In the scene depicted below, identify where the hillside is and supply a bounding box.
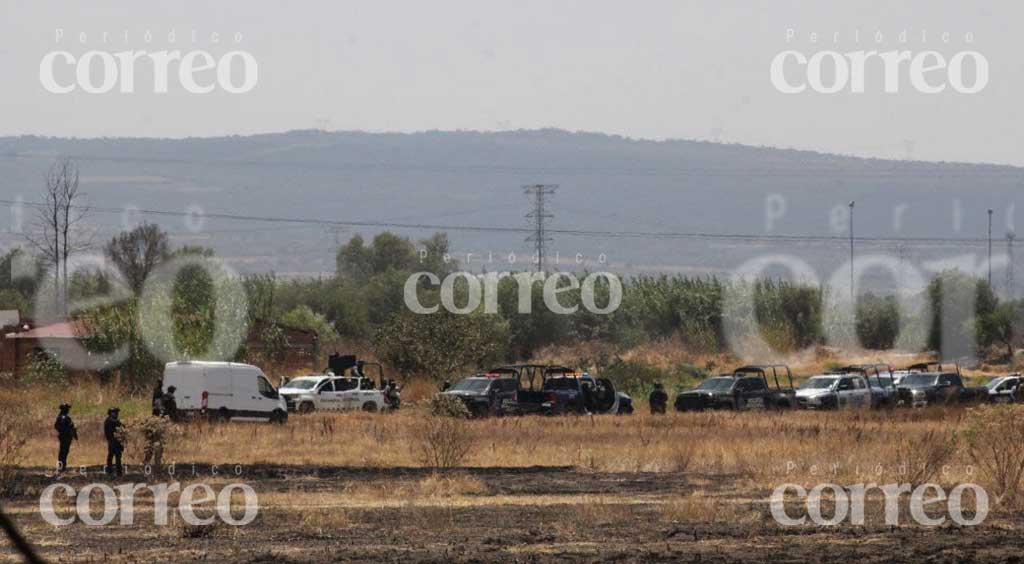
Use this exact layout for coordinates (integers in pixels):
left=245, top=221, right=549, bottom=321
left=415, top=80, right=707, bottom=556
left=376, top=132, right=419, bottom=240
left=0, top=130, right=1018, bottom=288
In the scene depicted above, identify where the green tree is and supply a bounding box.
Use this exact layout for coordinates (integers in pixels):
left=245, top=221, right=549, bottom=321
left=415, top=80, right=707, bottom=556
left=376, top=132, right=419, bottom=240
left=374, top=310, right=507, bottom=380
left=104, top=223, right=171, bottom=295
left=856, top=293, right=900, bottom=350
left=281, top=305, right=340, bottom=351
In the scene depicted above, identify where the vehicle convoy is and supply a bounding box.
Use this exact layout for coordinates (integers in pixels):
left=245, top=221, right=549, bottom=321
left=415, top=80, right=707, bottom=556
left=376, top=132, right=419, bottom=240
left=278, top=354, right=393, bottom=413
left=836, top=364, right=898, bottom=408
left=161, top=361, right=288, bottom=423
left=796, top=374, right=871, bottom=410
left=895, top=362, right=987, bottom=407
left=675, top=365, right=797, bottom=411
left=502, top=365, right=633, bottom=415
left=439, top=370, right=520, bottom=417
left=984, top=373, right=1021, bottom=403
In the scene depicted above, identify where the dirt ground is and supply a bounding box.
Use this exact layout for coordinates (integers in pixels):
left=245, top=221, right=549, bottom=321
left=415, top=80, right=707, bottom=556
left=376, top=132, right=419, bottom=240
left=2, top=463, right=1023, bottom=563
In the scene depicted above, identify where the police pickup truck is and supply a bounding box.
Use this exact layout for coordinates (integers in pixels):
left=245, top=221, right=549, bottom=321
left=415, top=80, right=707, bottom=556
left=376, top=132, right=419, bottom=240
left=983, top=373, right=1021, bottom=403
left=502, top=365, right=633, bottom=415
left=279, top=354, right=390, bottom=413
left=895, top=362, right=987, bottom=407
left=675, top=365, right=797, bottom=411
left=795, top=373, right=871, bottom=410
left=440, top=371, right=521, bottom=417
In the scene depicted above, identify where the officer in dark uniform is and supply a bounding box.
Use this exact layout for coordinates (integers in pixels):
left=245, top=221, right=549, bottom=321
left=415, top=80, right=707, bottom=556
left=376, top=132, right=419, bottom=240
left=649, top=382, right=669, bottom=414
left=54, top=403, right=77, bottom=472
left=104, top=407, right=124, bottom=476
left=151, top=383, right=164, bottom=416
left=440, top=380, right=452, bottom=392
left=162, top=386, right=179, bottom=421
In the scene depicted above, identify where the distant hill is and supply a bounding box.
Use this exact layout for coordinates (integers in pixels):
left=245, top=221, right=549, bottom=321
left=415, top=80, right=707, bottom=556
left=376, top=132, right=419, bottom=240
left=0, top=130, right=1019, bottom=292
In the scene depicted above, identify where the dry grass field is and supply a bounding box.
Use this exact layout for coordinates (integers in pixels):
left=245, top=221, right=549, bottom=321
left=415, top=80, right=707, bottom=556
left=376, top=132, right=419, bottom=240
left=2, top=356, right=1023, bottom=562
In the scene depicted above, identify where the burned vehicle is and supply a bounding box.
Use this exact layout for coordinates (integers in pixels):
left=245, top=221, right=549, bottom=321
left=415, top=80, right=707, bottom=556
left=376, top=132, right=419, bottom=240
left=796, top=373, right=871, bottom=410
left=439, top=370, right=520, bottom=417
left=504, top=365, right=633, bottom=415
left=983, top=373, right=1021, bottom=403
left=836, top=364, right=898, bottom=408
left=675, top=365, right=797, bottom=411
left=895, top=362, right=986, bottom=407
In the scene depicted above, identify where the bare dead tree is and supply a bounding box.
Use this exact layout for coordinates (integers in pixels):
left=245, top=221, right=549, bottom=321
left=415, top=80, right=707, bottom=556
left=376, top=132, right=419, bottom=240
left=25, top=158, right=91, bottom=316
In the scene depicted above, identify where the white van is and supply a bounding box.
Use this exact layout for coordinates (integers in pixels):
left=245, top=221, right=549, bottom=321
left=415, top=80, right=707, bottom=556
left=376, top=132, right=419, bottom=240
left=162, top=361, right=288, bottom=423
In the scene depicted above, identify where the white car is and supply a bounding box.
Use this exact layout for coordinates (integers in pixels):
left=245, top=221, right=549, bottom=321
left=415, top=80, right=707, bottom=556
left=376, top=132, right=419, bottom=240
left=279, top=375, right=387, bottom=413
left=162, top=361, right=288, bottom=423
left=796, top=374, right=871, bottom=410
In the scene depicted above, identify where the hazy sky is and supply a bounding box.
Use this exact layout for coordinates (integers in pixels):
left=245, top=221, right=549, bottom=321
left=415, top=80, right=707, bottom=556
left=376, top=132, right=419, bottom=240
left=1, top=0, right=1021, bottom=165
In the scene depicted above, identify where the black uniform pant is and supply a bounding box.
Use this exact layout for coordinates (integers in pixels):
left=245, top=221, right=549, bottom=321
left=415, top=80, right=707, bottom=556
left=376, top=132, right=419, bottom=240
left=57, top=439, right=72, bottom=471
left=106, top=443, right=123, bottom=475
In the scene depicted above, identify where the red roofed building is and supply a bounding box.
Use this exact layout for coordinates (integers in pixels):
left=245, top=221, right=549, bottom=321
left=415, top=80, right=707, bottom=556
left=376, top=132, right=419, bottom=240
left=1, top=319, right=96, bottom=377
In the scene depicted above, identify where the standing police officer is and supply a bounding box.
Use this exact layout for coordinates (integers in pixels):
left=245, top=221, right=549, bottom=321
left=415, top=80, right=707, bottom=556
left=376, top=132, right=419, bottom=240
left=104, top=407, right=124, bottom=476
left=54, top=403, right=77, bottom=473
left=649, top=383, right=669, bottom=414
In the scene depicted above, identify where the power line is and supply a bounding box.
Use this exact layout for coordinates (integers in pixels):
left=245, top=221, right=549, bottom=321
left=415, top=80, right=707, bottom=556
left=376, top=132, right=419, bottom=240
left=0, top=198, right=1008, bottom=248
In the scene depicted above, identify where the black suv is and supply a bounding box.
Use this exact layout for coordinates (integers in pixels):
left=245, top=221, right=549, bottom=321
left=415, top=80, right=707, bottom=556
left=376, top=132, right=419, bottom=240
left=675, top=365, right=796, bottom=411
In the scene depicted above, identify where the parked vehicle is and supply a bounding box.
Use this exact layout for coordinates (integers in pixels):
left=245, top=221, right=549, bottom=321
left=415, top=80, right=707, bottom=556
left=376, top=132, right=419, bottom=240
left=895, top=363, right=986, bottom=407
left=505, top=365, right=632, bottom=415
left=440, top=371, right=520, bottom=417
left=675, top=365, right=796, bottom=411
left=796, top=374, right=871, bottom=410
left=836, top=364, right=897, bottom=408
left=984, top=374, right=1021, bottom=403
left=279, top=354, right=391, bottom=413
left=162, top=361, right=288, bottom=423
left=279, top=374, right=387, bottom=413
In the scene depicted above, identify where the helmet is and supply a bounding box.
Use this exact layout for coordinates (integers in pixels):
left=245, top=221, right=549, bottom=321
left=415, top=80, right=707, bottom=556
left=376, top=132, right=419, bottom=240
left=167, top=386, right=177, bottom=393
left=59, top=402, right=71, bottom=411
left=108, top=407, right=120, bottom=415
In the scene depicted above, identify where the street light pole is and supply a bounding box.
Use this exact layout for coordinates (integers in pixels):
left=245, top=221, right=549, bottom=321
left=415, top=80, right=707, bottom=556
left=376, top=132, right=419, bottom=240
left=988, top=209, right=994, bottom=288
left=849, top=201, right=855, bottom=303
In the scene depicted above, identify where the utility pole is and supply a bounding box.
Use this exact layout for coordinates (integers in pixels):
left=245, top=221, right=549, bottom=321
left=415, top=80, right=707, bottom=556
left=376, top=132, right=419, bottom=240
left=1007, top=231, right=1016, bottom=298
left=988, top=209, right=994, bottom=288
left=896, top=243, right=905, bottom=295
left=848, top=201, right=855, bottom=303
left=524, top=185, right=557, bottom=272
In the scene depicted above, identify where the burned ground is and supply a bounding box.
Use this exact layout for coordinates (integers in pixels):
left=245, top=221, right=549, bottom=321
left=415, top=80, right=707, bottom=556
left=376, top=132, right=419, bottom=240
left=2, top=462, right=1023, bottom=563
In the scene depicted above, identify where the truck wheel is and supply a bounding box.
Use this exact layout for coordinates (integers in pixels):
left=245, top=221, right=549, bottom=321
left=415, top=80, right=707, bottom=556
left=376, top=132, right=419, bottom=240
left=362, top=401, right=378, bottom=412
left=298, top=402, right=315, bottom=414
left=270, top=409, right=287, bottom=424
left=216, top=407, right=233, bottom=422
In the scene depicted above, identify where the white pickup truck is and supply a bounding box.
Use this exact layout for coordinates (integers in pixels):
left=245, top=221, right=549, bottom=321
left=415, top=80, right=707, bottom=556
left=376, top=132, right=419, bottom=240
left=279, top=375, right=387, bottom=413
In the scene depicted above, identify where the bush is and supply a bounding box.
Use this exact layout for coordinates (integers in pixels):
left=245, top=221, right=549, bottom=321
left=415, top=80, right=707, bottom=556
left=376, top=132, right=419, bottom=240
left=411, top=416, right=475, bottom=469
left=964, top=405, right=1024, bottom=508
left=23, top=353, right=66, bottom=386
left=429, top=394, right=471, bottom=419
